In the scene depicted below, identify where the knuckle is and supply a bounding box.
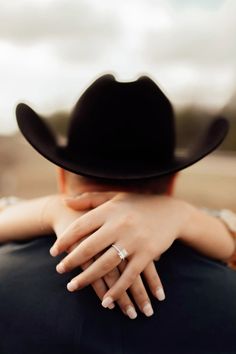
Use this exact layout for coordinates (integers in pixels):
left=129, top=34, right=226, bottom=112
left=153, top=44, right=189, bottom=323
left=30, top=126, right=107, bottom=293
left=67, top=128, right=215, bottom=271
left=114, top=285, right=126, bottom=297
left=116, top=213, right=135, bottom=230
left=125, top=272, right=137, bottom=285
left=122, top=212, right=136, bottom=226
left=81, top=245, right=94, bottom=259
left=101, top=260, right=114, bottom=273
left=68, top=222, right=80, bottom=235
left=133, top=286, right=147, bottom=299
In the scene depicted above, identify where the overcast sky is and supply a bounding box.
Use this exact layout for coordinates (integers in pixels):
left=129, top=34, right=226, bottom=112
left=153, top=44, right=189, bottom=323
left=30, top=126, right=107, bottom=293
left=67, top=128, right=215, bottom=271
left=0, top=0, right=235, bottom=134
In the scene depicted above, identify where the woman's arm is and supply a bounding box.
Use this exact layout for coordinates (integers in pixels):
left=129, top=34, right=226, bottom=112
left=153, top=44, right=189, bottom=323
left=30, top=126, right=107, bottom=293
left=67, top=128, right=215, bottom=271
left=0, top=195, right=162, bottom=318
left=0, top=196, right=58, bottom=242
left=63, top=192, right=236, bottom=261
left=1, top=193, right=235, bottom=260
left=50, top=192, right=236, bottom=306
left=179, top=203, right=236, bottom=261
left=1, top=193, right=235, bottom=314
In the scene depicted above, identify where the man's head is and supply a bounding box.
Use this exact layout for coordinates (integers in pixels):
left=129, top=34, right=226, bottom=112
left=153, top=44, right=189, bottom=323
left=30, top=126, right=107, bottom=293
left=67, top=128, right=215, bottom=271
left=16, top=74, right=228, bottom=184
left=57, top=168, right=177, bottom=197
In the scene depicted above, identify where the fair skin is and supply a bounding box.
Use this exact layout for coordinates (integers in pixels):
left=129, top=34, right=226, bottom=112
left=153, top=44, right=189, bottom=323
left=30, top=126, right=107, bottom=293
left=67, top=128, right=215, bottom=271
left=0, top=168, right=235, bottom=318
left=52, top=169, right=236, bottom=308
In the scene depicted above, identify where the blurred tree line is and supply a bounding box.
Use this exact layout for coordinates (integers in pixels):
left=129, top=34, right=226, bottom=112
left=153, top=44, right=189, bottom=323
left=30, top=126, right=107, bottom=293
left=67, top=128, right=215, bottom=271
left=175, top=105, right=236, bottom=151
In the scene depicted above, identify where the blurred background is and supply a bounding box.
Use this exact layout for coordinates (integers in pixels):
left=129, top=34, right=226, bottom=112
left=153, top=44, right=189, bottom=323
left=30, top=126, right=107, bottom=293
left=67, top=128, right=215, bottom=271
left=0, top=0, right=236, bottom=209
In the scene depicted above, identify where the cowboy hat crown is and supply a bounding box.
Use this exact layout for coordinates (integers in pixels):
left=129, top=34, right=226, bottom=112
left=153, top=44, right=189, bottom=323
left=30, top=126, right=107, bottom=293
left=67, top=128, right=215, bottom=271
left=16, top=74, right=229, bottom=180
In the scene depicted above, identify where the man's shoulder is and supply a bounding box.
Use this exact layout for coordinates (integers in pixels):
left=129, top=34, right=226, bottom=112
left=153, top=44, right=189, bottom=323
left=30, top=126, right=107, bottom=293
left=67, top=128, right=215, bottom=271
left=162, top=239, right=234, bottom=271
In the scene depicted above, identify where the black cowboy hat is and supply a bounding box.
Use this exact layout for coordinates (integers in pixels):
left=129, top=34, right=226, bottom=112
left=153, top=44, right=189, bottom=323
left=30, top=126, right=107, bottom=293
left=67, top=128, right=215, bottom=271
left=16, top=74, right=229, bottom=180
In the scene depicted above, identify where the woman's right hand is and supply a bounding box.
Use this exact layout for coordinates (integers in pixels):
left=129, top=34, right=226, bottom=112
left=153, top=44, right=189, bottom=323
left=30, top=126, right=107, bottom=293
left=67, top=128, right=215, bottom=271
left=46, top=195, right=163, bottom=319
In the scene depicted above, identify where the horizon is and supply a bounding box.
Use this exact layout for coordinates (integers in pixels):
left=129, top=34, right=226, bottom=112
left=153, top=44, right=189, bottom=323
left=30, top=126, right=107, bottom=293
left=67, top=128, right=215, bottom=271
left=0, top=0, right=235, bottom=134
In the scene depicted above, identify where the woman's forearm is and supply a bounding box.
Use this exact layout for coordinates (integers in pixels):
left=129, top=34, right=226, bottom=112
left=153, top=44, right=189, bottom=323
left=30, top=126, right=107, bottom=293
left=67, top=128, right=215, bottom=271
left=178, top=201, right=236, bottom=261
left=0, top=195, right=84, bottom=243
left=0, top=193, right=235, bottom=262
left=0, top=196, right=55, bottom=242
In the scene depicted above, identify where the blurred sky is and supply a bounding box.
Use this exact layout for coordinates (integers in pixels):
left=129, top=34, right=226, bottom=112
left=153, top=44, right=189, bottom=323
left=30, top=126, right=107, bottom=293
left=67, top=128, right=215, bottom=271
left=0, top=0, right=235, bottom=134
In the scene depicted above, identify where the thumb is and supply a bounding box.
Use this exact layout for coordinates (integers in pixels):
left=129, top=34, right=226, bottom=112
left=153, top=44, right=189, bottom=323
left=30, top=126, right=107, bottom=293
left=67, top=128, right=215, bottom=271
left=63, top=192, right=117, bottom=211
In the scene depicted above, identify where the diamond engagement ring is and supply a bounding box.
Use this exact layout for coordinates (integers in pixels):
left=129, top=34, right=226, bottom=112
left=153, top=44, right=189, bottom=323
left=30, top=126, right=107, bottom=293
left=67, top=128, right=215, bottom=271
left=111, top=244, right=128, bottom=261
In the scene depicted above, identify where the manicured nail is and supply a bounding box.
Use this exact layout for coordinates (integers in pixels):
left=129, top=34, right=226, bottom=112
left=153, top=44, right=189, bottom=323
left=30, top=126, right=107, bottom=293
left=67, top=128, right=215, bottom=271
left=67, top=280, right=77, bottom=292
left=143, top=302, right=154, bottom=317
left=102, top=296, right=113, bottom=308
left=56, top=262, right=65, bottom=274
left=156, top=287, right=165, bottom=301
left=126, top=306, right=137, bottom=319
left=50, top=246, right=59, bottom=257
left=108, top=303, right=115, bottom=310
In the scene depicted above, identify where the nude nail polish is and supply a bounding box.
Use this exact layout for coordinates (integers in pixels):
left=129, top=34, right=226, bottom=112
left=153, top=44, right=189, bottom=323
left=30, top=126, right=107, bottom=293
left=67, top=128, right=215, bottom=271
left=67, top=281, right=77, bottom=292
left=156, top=287, right=165, bottom=301
left=108, top=303, right=115, bottom=310
left=56, top=263, right=65, bottom=274
left=126, top=306, right=137, bottom=319
left=143, top=303, right=154, bottom=317
left=102, top=297, right=113, bottom=308
left=50, top=246, right=58, bottom=257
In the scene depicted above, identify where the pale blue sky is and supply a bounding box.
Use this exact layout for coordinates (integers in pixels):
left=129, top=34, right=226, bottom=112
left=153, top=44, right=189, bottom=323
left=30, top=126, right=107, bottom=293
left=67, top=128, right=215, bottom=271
left=0, top=0, right=235, bottom=134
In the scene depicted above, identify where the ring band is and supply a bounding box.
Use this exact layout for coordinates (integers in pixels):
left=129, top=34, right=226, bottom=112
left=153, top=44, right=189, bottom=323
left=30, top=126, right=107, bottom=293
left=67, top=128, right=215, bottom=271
left=111, top=244, right=128, bottom=261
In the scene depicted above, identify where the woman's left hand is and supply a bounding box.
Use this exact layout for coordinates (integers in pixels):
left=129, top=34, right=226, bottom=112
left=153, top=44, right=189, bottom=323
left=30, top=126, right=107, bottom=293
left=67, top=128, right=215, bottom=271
left=50, top=192, right=191, bottom=304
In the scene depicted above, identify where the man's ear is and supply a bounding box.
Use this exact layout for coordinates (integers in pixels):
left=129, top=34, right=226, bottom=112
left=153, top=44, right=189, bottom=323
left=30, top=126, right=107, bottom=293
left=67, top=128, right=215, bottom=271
left=167, top=173, right=178, bottom=195
left=57, top=167, right=67, bottom=194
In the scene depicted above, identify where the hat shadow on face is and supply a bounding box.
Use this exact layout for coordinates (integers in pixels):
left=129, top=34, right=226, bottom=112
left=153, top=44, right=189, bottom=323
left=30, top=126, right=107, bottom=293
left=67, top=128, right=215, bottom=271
left=16, top=74, right=229, bottom=181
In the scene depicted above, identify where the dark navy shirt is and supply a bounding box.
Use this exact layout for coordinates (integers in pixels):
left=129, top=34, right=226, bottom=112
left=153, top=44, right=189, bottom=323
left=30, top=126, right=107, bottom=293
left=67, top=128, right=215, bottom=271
left=0, top=236, right=236, bottom=354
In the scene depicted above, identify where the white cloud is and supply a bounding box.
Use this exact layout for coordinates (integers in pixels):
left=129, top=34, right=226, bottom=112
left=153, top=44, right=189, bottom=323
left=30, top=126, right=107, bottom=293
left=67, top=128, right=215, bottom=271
left=0, top=0, right=235, bottom=134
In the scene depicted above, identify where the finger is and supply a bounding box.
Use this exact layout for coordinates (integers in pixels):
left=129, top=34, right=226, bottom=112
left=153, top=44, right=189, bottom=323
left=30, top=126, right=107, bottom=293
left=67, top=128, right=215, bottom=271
left=102, top=263, right=137, bottom=319
left=101, top=255, right=149, bottom=306
left=118, top=261, right=154, bottom=317
left=64, top=192, right=117, bottom=210
left=50, top=207, right=105, bottom=257
left=66, top=247, right=122, bottom=289
left=143, top=262, right=165, bottom=301
left=55, top=225, right=114, bottom=273
left=81, top=259, right=115, bottom=310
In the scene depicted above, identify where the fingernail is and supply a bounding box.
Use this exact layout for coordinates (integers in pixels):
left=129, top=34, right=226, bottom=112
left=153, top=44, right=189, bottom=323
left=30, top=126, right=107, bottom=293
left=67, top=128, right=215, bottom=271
left=143, top=302, right=154, bottom=317
left=50, top=246, right=59, bottom=257
left=102, top=296, right=113, bottom=308
left=56, top=262, right=65, bottom=274
left=67, top=280, right=77, bottom=292
left=126, top=306, right=137, bottom=319
left=108, top=303, right=115, bottom=310
left=156, top=287, right=165, bottom=301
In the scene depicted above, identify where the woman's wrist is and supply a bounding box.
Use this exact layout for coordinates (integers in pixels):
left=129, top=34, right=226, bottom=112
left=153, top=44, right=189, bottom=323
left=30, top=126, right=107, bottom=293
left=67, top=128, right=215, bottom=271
left=40, top=195, right=62, bottom=233
left=174, top=200, right=198, bottom=242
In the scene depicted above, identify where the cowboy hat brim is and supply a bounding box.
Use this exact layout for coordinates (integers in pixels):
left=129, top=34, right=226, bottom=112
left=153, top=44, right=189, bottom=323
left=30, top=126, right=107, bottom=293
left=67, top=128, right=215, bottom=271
left=16, top=103, right=229, bottom=180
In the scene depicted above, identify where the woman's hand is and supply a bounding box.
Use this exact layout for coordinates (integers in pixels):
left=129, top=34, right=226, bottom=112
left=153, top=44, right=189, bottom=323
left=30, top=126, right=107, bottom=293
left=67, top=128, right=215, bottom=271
left=46, top=195, right=159, bottom=318
left=50, top=192, right=192, bottom=306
